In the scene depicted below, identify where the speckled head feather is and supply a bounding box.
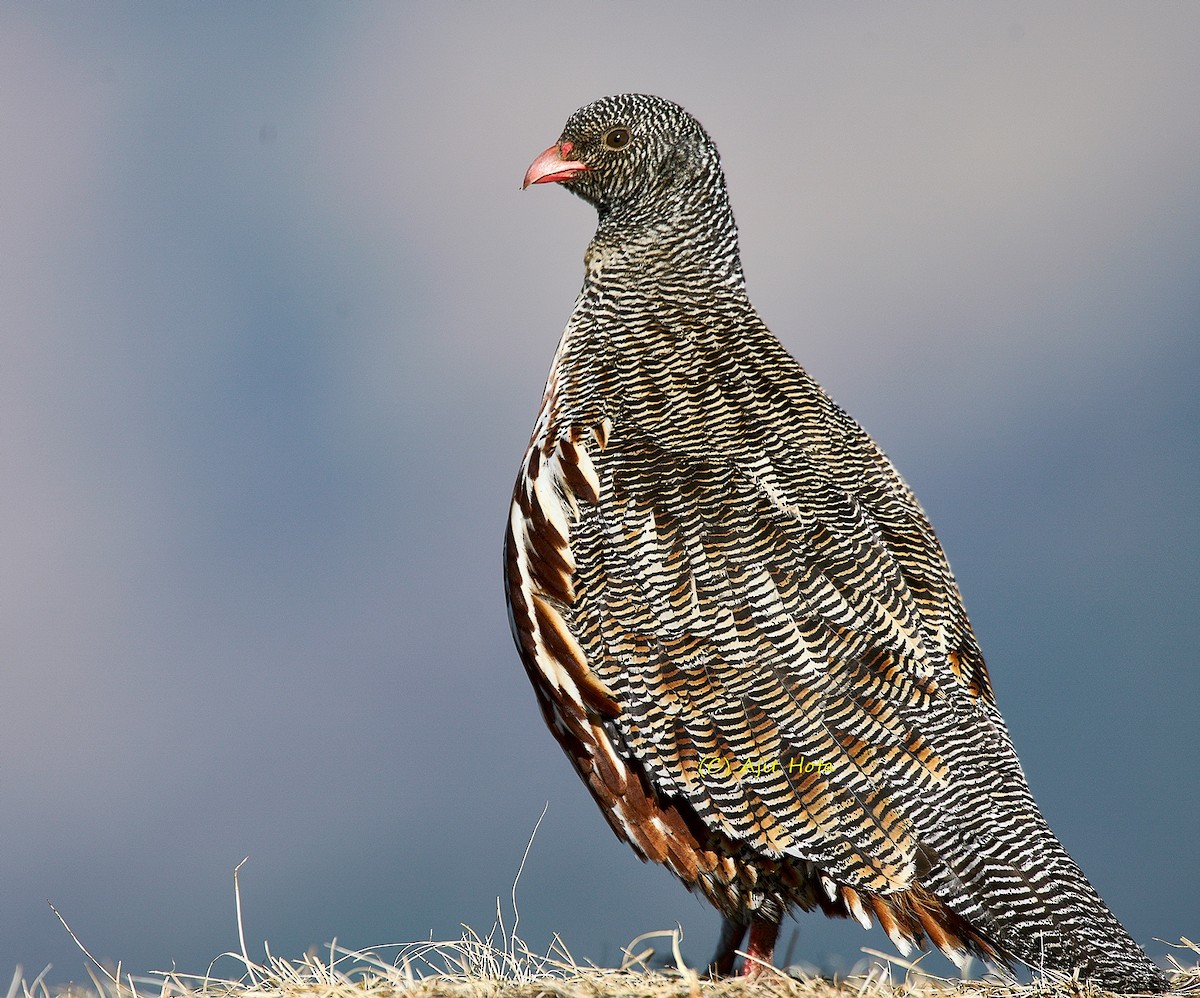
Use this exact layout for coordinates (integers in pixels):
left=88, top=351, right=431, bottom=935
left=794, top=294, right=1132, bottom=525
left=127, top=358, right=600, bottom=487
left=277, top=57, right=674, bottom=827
left=505, top=94, right=1167, bottom=991
left=549, top=95, right=725, bottom=213
left=525, top=95, right=743, bottom=290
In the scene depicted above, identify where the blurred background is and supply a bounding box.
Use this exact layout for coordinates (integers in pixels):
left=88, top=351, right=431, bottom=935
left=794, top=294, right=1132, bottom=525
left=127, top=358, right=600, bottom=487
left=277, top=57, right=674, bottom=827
left=1, top=2, right=1196, bottom=987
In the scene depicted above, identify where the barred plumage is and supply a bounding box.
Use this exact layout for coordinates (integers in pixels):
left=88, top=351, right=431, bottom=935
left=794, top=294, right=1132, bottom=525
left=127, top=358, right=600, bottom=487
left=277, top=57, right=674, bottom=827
left=504, top=94, right=1165, bottom=991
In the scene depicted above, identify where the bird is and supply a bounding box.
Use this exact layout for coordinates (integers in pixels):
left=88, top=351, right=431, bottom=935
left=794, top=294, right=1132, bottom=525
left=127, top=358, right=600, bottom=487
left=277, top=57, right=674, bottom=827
left=503, top=93, right=1166, bottom=991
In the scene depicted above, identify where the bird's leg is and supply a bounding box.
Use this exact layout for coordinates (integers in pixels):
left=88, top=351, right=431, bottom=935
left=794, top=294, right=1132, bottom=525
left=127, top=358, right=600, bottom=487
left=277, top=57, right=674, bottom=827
left=707, top=916, right=748, bottom=977
left=739, top=918, right=781, bottom=979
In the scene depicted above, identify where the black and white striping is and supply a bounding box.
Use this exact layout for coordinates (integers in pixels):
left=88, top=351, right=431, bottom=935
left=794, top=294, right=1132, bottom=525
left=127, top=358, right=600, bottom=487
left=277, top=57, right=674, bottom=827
left=504, top=94, right=1166, bottom=991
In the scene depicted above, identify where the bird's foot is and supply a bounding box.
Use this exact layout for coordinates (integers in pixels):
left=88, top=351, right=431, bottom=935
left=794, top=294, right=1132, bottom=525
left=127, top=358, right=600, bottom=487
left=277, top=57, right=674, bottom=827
left=707, top=916, right=747, bottom=977
left=707, top=916, right=781, bottom=978
left=739, top=919, right=781, bottom=979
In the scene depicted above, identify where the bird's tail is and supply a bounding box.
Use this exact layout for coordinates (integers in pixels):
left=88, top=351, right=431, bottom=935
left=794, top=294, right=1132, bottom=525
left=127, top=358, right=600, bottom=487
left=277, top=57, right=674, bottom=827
left=925, top=814, right=1166, bottom=992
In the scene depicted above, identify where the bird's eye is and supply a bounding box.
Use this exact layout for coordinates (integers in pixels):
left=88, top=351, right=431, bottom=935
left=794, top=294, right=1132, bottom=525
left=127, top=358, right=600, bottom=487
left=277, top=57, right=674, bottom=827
left=602, top=127, right=631, bottom=150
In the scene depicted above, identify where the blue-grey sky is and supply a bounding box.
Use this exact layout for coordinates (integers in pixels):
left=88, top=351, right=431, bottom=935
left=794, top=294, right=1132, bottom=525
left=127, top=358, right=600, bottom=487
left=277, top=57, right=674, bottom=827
left=2, top=3, right=1197, bottom=986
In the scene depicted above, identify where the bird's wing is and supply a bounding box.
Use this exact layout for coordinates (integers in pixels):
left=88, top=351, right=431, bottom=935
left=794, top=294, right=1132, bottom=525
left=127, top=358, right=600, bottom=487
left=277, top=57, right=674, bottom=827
left=509, top=321, right=1026, bottom=897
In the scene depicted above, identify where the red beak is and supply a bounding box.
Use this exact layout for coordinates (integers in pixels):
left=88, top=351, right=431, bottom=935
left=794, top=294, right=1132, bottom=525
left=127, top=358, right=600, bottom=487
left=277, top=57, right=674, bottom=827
left=523, top=142, right=589, bottom=189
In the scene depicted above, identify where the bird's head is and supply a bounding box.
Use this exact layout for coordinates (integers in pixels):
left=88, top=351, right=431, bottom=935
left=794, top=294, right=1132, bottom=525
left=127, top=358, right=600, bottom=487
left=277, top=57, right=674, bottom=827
left=523, top=94, right=726, bottom=220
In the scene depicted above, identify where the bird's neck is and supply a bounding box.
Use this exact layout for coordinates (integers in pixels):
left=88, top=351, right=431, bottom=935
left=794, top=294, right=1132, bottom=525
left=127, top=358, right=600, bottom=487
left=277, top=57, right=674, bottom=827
left=542, top=199, right=756, bottom=440
left=584, top=200, right=746, bottom=295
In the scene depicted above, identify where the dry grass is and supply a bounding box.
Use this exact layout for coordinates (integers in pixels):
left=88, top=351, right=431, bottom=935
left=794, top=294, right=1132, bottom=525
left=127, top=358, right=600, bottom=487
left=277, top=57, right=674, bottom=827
left=20, top=849, right=1199, bottom=998
left=13, top=932, right=1200, bottom=998
left=18, top=912, right=1199, bottom=998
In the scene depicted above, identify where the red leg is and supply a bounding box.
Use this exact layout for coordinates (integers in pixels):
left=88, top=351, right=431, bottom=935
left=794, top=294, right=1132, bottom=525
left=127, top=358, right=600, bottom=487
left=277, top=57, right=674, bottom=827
left=739, top=918, right=781, bottom=979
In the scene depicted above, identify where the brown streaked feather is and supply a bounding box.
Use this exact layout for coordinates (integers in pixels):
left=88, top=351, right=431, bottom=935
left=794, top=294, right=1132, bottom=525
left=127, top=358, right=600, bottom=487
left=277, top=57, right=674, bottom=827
left=505, top=407, right=1027, bottom=966
left=529, top=592, right=620, bottom=717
